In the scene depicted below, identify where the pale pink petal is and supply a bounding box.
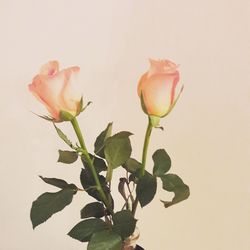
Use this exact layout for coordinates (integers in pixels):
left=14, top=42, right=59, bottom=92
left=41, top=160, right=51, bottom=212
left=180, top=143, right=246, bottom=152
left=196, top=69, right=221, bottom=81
left=57, top=66, right=81, bottom=115
left=30, top=73, right=65, bottom=119
left=39, top=61, right=59, bottom=76
left=142, top=73, right=178, bottom=117
left=137, top=72, right=148, bottom=96
left=29, top=61, right=82, bottom=121
left=170, top=72, right=179, bottom=104
left=148, top=59, right=178, bottom=77
left=28, top=75, right=60, bottom=119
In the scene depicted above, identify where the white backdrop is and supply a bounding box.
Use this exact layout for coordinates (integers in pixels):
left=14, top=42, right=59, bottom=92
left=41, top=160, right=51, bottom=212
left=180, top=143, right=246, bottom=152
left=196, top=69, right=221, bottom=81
left=1, top=0, right=250, bottom=249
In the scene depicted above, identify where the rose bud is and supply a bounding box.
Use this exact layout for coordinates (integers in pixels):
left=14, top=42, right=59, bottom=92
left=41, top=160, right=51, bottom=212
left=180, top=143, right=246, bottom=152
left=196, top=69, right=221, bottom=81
left=137, top=59, right=183, bottom=123
left=28, top=61, right=83, bottom=122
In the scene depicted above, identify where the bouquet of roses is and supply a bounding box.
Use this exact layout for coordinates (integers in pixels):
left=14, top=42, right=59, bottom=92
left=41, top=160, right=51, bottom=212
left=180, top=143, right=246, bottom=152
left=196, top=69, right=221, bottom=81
left=28, top=59, right=189, bottom=250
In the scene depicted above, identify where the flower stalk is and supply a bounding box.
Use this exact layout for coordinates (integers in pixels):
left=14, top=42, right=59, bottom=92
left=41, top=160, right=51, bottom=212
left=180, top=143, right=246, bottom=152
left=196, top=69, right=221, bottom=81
left=71, top=117, right=113, bottom=214
left=132, top=116, right=153, bottom=216
left=140, top=117, right=153, bottom=177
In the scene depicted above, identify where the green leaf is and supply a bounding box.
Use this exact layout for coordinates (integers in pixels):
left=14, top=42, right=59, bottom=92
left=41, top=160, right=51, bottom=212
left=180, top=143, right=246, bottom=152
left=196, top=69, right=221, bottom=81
left=122, top=158, right=141, bottom=173
left=54, top=124, right=76, bottom=150
left=152, top=149, right=171, bottom=177
left=80, top=169, right=112, bottom=205
left=31, top=189, right=75, bottom=229
left=39, top=176, right=77, bottom=190
left=94, top=123, right=113, bottom=158
left=93, top=156, right=107, bottom=173
left=112, top=210, right=137, bottom=239
left=128, top=168, right=140, bottom=184
left=118, top=178, right=127, bottom=201
left=81, top=202, right=105, bottom=219
left=88, top=230, right=122, bottom=250
left=135, top=245, right=144, bottom=250
left=104, top=132, right=132, bottom=169
left=136, top=172, right=157, bottom=207
left=68, top=218, right=107, bottom=242
left=82, top=154, right=107, bottom=173
left=58, top=150, right=78, bottom=164
left=160, top=174, right=190, bottom=208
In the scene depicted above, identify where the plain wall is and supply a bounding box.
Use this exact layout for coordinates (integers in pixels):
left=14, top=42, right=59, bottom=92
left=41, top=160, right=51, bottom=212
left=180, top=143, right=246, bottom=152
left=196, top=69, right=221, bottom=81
left=1, top=0, right=250, bottom=249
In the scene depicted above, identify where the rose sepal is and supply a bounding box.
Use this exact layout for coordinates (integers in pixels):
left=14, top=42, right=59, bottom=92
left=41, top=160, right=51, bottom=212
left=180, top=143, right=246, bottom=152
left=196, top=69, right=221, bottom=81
left=161, top=85, right=184, bottom=118
left=139, top=91, right=148, bottom=115
left=76, top=97, right=92, bottom=117
left=149, top=115, right=160, bottom=128
left=32, top=112, right=58, bottom=122
left=59, top=110, right=75, bottom=121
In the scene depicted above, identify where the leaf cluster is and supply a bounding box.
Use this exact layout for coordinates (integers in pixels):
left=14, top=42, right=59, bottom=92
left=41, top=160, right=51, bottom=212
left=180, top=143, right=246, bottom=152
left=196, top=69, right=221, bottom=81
left=30, top=122, right=190, bottom=250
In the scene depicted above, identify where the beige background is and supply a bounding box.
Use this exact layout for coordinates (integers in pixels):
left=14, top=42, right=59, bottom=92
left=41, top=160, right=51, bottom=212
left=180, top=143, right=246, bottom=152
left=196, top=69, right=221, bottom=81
left=1, top=0, right=250, bottom=249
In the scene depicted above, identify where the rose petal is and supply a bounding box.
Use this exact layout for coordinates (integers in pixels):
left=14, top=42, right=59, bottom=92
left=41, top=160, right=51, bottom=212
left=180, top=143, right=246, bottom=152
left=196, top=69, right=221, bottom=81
left=142, top=73, right=178, bottom=117
left=28, top=61, right=82, bottom=121
left=137, top=72, right=148, bottom=96
left=39, top=61, right=59, bottom=76
left=28, top=75, right=60, bottom=119
left=29, top=73, right=66, bottom=120
left=58, top=66, right=81, bottom=114
left=148, top=59, right=178, bottom=77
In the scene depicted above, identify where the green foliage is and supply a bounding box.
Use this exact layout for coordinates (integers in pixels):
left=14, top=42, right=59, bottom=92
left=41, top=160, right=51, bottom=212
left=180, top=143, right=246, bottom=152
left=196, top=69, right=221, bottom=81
left=128, top=170, right=140, bottom=184
left=31, top=189, right=75, bottom=229
left=80, top=169, right=113, bottom=206
left=118, top=178, right=127, bottom=202
left=53, top=124, right=76, bottom=150
left=81, top=202, right=105, bottom=219
left=39, top=176, right=77, bottom=190
left=82, top=154, right=107, bottom=173
left=104, top=132, right=132, bottom=169
left=88, top=231, right=122, bottom=250
left=135, top=245, right=144, bottom=250
left=92, top=156, right=108, bottom=172
left=94, top=123, right=113, bottom=158
left=136, top=171, right=157, bottom=207
left=58, top=150, right=78, bottom=164
left=123, top=158, right=141, bottom=173
left=112, top=210, right=137, bottom=239
left=160, top=174, right=190, bottom=208
left=68, top=218, right=107, bottom=242
left=152, top=149, right=171, bottom=177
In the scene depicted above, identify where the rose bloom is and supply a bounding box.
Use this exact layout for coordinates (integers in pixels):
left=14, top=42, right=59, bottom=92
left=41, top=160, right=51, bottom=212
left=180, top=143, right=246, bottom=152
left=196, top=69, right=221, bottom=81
left=28, top=61, right=82, bottom=121
left=137, top=59, right=182, bottom=118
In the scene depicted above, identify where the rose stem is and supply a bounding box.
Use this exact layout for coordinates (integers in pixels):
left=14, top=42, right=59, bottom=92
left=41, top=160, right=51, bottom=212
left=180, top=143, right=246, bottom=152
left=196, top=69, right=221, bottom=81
left=71, top=117, right=113, bottom=214
left=140, top=118, right=153, bottom=177
left=132, top=116, right=153, bottom=216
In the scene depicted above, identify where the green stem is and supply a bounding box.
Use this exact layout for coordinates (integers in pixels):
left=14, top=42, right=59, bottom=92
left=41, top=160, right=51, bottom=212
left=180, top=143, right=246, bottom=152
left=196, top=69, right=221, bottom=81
left=71, top=118, right=113, bottom=214
left=140, top=117, right=153, bottom=177
left=132, top=117, right=153, bottom=215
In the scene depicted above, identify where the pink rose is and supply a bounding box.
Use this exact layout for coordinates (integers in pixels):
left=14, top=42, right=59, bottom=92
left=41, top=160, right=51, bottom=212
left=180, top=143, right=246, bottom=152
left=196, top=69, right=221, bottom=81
left=28, top=61, right=82, bottom=122
left=137, top=59, right=182, bottom=118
